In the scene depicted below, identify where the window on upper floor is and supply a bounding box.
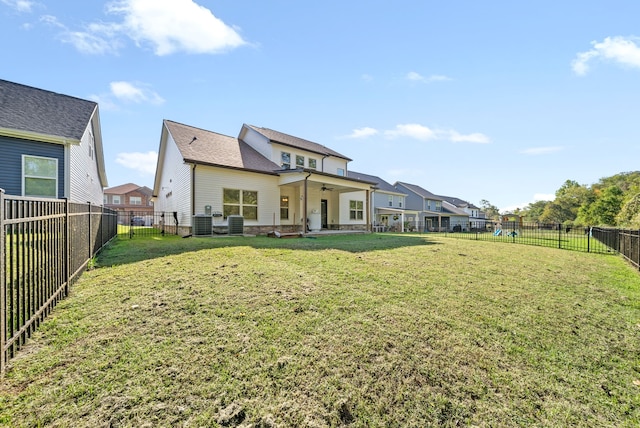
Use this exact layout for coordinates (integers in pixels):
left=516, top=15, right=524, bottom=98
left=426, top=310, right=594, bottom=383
left=435, top=201, right=442, bottom=212
left=22, top=155, right=57, bottom=198
left=130, top=196, right=142, bottom=205
left=308, top=158, right=317, bottom=170
left=88, top=131, right=94, bottom=160
left=388, top=195, right=393, bottom=207
left=113, top=195, right=121, bottom=204
left=296, top=155, right=304, bottom=168
left=337, top=168, right=345, bottom=176
left=281, top=152, right=291, bottom=169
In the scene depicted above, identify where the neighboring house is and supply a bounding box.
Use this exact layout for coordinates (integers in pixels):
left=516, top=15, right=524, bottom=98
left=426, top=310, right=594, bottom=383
left=348, top=171, right=419, bottom=232
left=0, top=79, right=108, bottom=204
left=394, top=182, right=469, bottom=231
left=104, top=183, right=154, bottom=224
left=152, top=120, right=375, bottom=235
left=437, top=195, right=487, bottom=229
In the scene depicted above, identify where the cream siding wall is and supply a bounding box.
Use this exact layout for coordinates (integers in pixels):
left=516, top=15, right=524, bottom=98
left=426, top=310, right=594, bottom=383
left=339, top=190, right=368, bottom=225
left=69, top=121, right=104, bottom=205
left=321, top=156, right=348, bottom=175
left=155, top=132, right=192, bottom=226
left=241, top=127, right=272, bottom=161
left=194, top=167, right=281, bottom=226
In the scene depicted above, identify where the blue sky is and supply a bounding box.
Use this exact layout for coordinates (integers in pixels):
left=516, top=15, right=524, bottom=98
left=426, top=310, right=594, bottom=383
left=2, top=0, right=639, bottom=212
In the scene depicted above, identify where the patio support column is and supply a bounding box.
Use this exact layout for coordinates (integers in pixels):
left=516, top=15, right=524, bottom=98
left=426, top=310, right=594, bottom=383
left=366, top=189, right=371, bottom=232
left=303, top=172, right=311, bottom=234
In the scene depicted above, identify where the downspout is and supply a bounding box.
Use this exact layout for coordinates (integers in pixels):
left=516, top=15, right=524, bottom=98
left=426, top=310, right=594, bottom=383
left=191, top=164, right=197, bottom=216
left=320, top=154, right=329, bottom=173
left=303, top=172, right=312, bottom=234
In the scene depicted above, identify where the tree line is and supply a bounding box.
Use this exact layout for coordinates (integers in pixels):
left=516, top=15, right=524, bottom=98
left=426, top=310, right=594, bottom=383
left=480, top=171, right=640, bottom=228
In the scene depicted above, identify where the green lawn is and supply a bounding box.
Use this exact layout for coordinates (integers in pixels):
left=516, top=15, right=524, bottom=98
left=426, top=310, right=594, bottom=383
left=1, top=234, right=639, bottom=427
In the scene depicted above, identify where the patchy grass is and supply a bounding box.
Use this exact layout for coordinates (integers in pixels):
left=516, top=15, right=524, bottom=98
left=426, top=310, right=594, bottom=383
left=1, top=234, right=639, bottom=427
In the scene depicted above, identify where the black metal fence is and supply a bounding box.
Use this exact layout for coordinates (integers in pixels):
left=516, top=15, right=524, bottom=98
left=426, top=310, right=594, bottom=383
left=591, top=227, right=640, bottom=269
left=115, top=210, right=179, bottom=238
left=412, top=220, right=622, bottom=255
left=1, top=190, right=117, bottom=375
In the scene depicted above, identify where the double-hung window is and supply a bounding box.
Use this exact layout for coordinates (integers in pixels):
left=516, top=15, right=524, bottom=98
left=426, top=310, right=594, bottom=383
left=22, top=155, right=57, bottom=198
left=281, top=152, right=291, bottom=169
left=296, top=155, right=304, bottom=168
left=280, top=196, right=289, bottom=219
left=349, top=200, right=364, bottom=220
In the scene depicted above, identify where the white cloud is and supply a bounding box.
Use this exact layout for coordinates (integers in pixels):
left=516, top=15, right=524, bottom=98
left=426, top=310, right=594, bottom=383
left=116, top=151, right=158, bottom=175
left=572, top=36, right=640, bottom=75
left=106, top=0, right=246, bottom=55
left=1, top=0, right=34, bottom=13
left=361, top=74, right=374, bottom=82
left=406, top=71, right=452, bottom=82
left=110, top=81, right=165, bottom=105
left=384, top=123, right=437, bottom=141
left=383, top=123, right=490, bottom=144
left=448, top=130, right=490, bottom=144
left=42, top=0, right=246, bottom=56
left=520, top=146, right=563, bottom=155
left=344, top=127, right=379, bottom=139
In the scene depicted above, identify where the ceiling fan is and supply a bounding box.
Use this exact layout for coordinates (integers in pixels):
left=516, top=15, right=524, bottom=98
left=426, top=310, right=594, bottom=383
left=321, top=184, right=334, bottom=192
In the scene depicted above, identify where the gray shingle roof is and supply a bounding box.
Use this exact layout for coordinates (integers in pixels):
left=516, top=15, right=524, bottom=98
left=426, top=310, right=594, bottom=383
left=165, top=120, right=280, bottom=174
left=395, top=182, right=442, bottom=200
left=0, top=79, right=96, bottom=141
left=246, top=125, right=352, bottom=161
left=348, top=171, right=403, bottom=193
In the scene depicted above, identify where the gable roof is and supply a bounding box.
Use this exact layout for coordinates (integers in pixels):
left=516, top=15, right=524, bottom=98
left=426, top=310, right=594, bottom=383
left=0, top=79, right=97, bottom=143
left=348, top=171, right=405, bottom=194
left=437, top=195, right=479, bottom=209
left=245, top=124, right=352, bottom=161
left=395, top=182, right=443, bottom=200
left=164, top=120, right=280, bottom=174
left=105, top=183, right=152, bottom=195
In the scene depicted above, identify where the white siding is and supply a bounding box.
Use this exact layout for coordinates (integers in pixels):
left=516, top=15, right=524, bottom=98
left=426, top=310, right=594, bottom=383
left=69, top=121, right=104, bottom=205
left=339, top=190, right=368, bottom=225
left=194, top=167, right=281, bottom=226
left=155, top=132, right=192, bottom=226
left=322, top=156, right=348, bottom=175
left=241, top=127, right=273, bottom=161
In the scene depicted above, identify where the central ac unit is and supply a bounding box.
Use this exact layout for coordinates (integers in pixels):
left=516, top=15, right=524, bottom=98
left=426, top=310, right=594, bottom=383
left=227, top=215, right=244, bottom=235
left=193, top=215, right=212, bottom=236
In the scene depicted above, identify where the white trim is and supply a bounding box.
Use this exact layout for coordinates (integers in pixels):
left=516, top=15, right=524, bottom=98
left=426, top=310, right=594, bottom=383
left=22, top=154, right=58, bottom=198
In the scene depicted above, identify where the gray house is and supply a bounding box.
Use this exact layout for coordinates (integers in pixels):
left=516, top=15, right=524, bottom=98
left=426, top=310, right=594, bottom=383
left=394, top=181, right=469, bottom=232
left=0, top=79, right=108, bottom=204
left=348, top=171, right=419, bottom=231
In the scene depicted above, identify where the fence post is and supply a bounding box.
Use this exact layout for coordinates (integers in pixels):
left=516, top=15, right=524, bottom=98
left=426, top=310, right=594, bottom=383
left=587, top=226, right=591, bottom=253
left=558, top=223, right=561, bottom=249
left=0, top=188, right=6, bottom=376
left=64, top=198, right=70, bottom=296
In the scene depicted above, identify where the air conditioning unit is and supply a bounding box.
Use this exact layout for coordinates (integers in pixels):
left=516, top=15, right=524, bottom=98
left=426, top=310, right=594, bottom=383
left=227, top=215, right=244, bottom=235
left=193, top=215, right=212, bottom=236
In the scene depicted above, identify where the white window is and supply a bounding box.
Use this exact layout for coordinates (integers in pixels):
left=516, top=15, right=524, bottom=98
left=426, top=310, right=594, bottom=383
left=308, top=158, right=317, bottom=170
left=130, top=196, right=142, bottom=205
left=349, top=200, right=364, bottom=220
left=388, top=195, right=393, bottom=207
left=281, top=152, right=291, bottom=169
left=296, top=155, right=305, bottom=168
left=22, top=155, right=58, bottom=198
left=223, top=188, right=258, bottom=220
left=280, top=196, right=289, bottom=220
left=88, top=131, right=94, bottom=160
left=113, top=195, right=121, bottom=204
left=337, top=168, right=345, bottom=176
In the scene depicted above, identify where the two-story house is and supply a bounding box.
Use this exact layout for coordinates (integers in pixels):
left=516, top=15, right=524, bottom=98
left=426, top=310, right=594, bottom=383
left=0, top=79, right=108, bottom=204
left=395, top=182, right=469, bottom=232
left=437, top=195, right=487, bottom=229
left=104, top=183, right=154, bottom=224
left=152, top=120, right=375, bottom=235
left=348, top=171, right=419, bottom=232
